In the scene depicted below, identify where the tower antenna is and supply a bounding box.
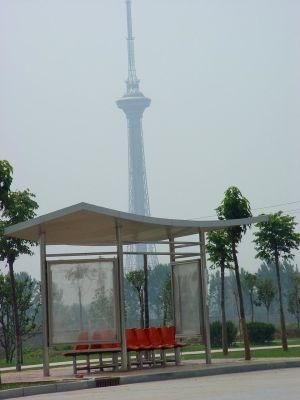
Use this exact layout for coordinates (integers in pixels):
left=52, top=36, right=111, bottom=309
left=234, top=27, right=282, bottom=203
left=117, top=0, right=158, bottom=270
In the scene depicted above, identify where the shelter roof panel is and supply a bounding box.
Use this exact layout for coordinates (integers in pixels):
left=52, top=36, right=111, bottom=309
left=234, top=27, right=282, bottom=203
left=4, top=202, right=267, bottom=245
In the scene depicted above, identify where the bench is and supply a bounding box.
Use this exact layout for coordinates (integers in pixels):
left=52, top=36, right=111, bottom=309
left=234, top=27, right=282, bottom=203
left=63, top=347, right=121, bottom=374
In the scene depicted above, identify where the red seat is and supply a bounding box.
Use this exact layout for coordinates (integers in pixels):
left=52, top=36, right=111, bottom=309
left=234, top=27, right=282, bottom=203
left=135, top=328, right=154, bottom=350
left=90, top=329, right=120, bottom=349
left=74, top=330, right=89, bottom=350
left=161, top=326, right=187, bottom=348
left=90, top=330, right=103, bottom=349
left=126, top=328, right=140, bottom=351
left=145, top=327, right=170, bottom=349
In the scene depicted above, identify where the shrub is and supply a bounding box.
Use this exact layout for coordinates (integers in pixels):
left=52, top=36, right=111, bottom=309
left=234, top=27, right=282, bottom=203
left=247, top=322, right=275, bottom=344
left=210, top=321, right=238, bottom=348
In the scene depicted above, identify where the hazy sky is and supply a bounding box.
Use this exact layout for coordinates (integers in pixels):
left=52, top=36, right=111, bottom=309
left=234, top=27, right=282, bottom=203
left=1, top=0, right=300, bottom=278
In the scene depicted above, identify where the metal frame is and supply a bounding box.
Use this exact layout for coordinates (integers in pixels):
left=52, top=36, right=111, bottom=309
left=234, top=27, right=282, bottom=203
left=47, top=258, right=121, bottom=346
left=39, top=233, right=50, bottom=377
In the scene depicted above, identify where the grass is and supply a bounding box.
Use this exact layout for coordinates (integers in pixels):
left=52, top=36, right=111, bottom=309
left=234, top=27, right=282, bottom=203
left=183, top=346, right=300, bottom=360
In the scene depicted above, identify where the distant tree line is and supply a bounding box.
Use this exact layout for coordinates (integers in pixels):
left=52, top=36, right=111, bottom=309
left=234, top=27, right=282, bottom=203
left=209, top=262, right=300, bottom=328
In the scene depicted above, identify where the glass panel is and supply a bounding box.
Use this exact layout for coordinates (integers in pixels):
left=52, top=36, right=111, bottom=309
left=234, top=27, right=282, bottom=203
left=48, top=260, right=119, bottom=345
left=173, top=260, right=202, bottom=337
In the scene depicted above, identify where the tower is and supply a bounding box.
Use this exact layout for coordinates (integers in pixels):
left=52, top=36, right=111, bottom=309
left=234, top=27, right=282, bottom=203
left=117, top=0, right=158, bottom=270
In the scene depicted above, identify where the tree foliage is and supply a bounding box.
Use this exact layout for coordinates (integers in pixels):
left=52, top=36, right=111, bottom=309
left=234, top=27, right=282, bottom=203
left=0, top=160, right=39, bottom=371
left=0, top=272, right=40, bottom=363
left=256, top=278, right=276, bottom=322
left=216, top=186, right=252, bottom=360
left=254, top=212, right=300, bottom=351
left=0, top=160, right=13, bottom=210
left=216, top=186, right=252, bottom=243
left=254, top=212, right=300, bottom=262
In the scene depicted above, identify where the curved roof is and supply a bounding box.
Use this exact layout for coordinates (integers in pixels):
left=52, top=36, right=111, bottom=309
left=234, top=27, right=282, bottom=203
left=4, top=202, right=268, bottom=246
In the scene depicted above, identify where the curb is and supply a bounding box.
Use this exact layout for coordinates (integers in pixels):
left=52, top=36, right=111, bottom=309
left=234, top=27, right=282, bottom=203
left=1, top=360, right=300, bottom=399
left=119, top=360, right=300, bottom=385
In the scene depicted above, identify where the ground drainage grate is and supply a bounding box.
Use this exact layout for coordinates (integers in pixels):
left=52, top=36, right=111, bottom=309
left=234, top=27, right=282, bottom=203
left=95, top=377, right=120, bottom=388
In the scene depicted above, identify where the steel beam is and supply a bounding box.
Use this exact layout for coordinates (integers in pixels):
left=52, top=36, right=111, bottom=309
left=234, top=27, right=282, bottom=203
left=116, top=224, right=128, bottom=370
left=199, top=231, right=212, bottom=364
left=39, top=233, right=50, bottom=376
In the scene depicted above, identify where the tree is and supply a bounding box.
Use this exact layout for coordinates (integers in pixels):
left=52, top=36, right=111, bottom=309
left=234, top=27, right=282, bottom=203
left=287, top=273, right=300, bottom=328
left=0, top=160, right=13, bottom=210
left=254, top=211, right=300, bottom=351
left=126, top=270, right=145, bottom=328
left=0, top=161, right=38, bottom=371
left=161, top=273, right=172, bottom=325
left=256, top=278, right=276, bottom=322
left=0, top=271, right=40, bottom=363
left=216, top=186, right=252, bottom=360
left=242, top=271, right=258, bottom=323
left=207, top=230, right=233, bottom=355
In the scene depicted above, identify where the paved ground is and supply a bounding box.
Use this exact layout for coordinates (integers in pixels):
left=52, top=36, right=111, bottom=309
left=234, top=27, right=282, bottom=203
left=16, top=368, right=300, bottom=400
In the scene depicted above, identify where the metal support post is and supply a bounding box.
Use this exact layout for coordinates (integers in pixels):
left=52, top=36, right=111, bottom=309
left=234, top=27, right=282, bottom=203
left=169, top=236, right=176, bottom=327
left=144, top=254, right=149, bottom=328
left=199, top=231, right=212, bottom=364
left=116, top=224, right=128, bottom=370
left=39, top=233, right=50, bottom=376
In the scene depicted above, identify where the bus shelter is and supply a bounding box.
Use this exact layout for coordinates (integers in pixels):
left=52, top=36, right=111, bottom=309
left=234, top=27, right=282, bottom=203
left=4, top=202, right=267, bottom=376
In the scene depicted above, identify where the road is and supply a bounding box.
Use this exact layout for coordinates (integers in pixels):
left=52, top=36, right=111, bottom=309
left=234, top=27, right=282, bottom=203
left=26, top=368, right=300, bottom=400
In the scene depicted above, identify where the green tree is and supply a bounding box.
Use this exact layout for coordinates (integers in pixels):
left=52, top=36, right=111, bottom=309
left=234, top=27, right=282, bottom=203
left=126, top=270, right=145, bottom=328
left=0, top=161, right=38, bottom=371
left=161, top=273, right=172, bottom=325
left=216, top=186, right=252, bottom=360
left=0, top=160, right=13, bottom=210
left=256, top=278, right=276, bottom=322
left=287, top=273, right=300, bottom=328
left=254, top=211, right=300, bottom=351
left=242, top=271, right=258, bottom=323
left=207, top=230, right=233, bottom=355
left=0, top=271, right=40, bottom=363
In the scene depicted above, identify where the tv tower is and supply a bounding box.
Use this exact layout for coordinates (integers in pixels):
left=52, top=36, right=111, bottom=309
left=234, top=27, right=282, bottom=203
left=116, top=0, right=158, bottom=270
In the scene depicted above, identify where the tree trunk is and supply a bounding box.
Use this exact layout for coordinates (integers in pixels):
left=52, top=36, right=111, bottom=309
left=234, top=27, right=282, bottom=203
left=78, top=286, right=83, bottom=330
left=250, top=290, right=254, bottom=323
left=220, top=264, right=228, bottom=355
left=266, top=307, right=270, bottom=323
left=143, top=255, right=149, bottom=328
left=139, top=292, right=144, bottom=328
left=274, top=251, right=288, bottom=351
left=231, top=241, right=251, bottom=360
left=8, top=259, right=22, bottom=371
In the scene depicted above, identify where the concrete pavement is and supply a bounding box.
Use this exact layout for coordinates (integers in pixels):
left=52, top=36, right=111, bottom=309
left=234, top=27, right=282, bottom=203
left=12, top=368, right=300, bottom=400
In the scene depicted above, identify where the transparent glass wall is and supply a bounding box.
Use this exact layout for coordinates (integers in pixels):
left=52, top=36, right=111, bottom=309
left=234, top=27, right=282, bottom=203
left=48, top=259, right=119, bottom=345
left=173, top=260, right=202, bottom=337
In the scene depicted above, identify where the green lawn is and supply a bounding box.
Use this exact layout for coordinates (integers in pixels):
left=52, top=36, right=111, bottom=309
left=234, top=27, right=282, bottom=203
left=183, top=346, right=300, bottom=360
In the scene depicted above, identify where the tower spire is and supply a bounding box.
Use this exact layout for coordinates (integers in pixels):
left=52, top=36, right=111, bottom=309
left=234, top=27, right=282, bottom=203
left=117, top=1, right=159, bottom=270
left=125, top=0, right=140, bottom=95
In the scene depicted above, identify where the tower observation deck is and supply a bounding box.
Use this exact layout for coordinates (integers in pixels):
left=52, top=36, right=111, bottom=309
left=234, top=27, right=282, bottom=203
left=116, top=0, right=158, bottom=270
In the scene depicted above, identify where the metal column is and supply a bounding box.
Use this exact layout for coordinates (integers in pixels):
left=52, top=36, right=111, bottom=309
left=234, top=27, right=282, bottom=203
left=116, top=224, right=128, bottom=370
left=168, top=236, right=176, bottom=326
left=199, top=230, right=212, bottom=364
left=39, top=233, right=50, bottom=376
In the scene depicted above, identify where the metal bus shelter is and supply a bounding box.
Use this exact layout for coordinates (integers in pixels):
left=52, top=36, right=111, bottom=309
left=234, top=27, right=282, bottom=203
left=4, top=202, right=267, bottom=376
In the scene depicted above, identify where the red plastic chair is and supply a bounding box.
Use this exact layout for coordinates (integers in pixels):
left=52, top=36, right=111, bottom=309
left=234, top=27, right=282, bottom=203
left=160, top=326, right=187, bottom=347
left=74, top=330, right=89, bottom=350
left=126, top=328, right=140, bottom=350
left=135, top=328, right=153, bottom=350
left=90, top=330, right=103, bottom=349
left=147, top=327, right=173, bottom=349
